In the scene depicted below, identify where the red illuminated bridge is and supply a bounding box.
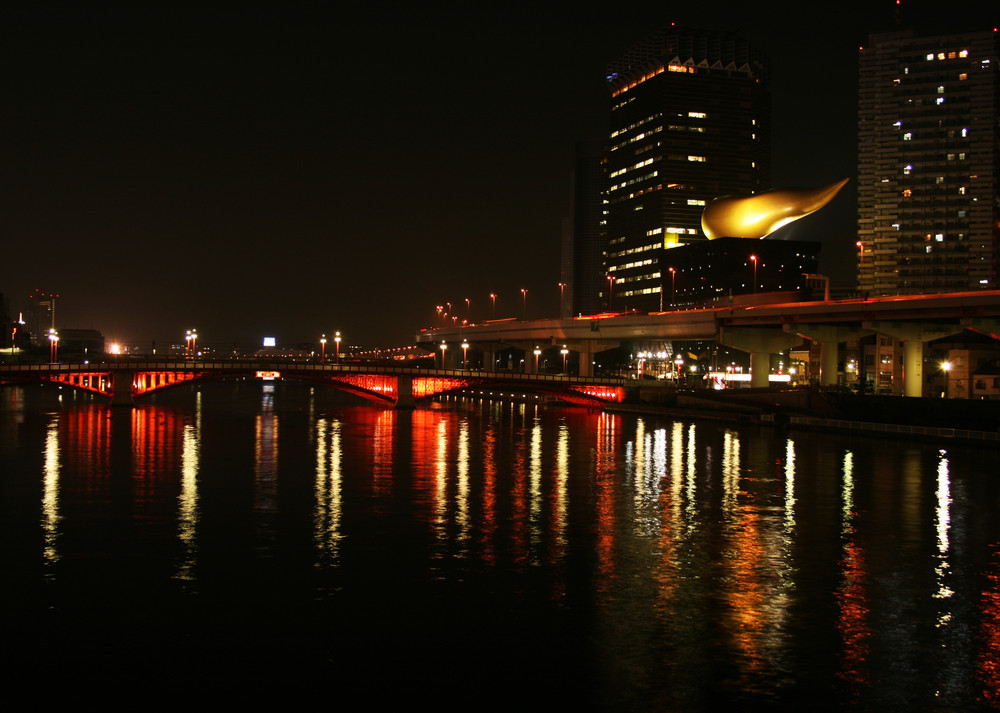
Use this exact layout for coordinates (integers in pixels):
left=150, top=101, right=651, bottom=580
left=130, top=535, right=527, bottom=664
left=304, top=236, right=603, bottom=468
left=0, top=360, right=626, bottom=409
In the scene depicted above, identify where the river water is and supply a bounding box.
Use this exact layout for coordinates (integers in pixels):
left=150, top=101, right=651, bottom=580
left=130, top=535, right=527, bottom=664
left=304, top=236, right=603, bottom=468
left=2, top=381, right=999, bottom=710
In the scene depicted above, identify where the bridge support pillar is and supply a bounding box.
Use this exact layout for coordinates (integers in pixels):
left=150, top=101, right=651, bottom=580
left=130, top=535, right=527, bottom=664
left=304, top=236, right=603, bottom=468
left=110, top=370, right=134, bottom=407
left=395, top=374, right=415, bottom=409
left=864, top=321, right=964, bottom=398
left=784, top=324, right=867, bottom=387
left=720, top=327, right=805, bottom=389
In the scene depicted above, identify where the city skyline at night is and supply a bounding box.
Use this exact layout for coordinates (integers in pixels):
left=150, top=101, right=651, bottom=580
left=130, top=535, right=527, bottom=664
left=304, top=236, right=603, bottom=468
left=2, top=3, right=997, bottom=347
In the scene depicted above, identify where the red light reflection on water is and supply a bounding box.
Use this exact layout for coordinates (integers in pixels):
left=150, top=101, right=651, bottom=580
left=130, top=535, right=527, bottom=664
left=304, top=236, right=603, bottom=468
left=978, top=544, right=1000, bottom=705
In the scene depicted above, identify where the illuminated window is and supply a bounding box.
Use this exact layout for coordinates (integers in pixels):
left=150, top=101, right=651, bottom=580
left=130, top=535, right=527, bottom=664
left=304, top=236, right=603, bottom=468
left=935, top=234, right=944, bottom=242
left=938, top=85, right=945, bottom=93
left=959, top=49, right=968, bottom=58
left=961, top=127, right=968, bottom=137
left=959, top=72, right=968, bottom=80
left=903, top=164, right=913, bottom=174
left=926, top=53, right=935, bottom=60
left=936, top=97, right=945, bottom=105
left=903, top=189, right=913, bottom=197
left=687, top=199, right=705, bottom=206
left=687, top=155, right=706, bottom=162
left=959, top=186, right=966, bottom=195
left=688, top=111, right=706, bottom=119
left=903, top=132, right=912, bottom=140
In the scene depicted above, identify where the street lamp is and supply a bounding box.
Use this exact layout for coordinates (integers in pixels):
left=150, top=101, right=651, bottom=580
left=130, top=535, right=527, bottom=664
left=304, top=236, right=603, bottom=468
left=521, top=288, right=528, bottom=319
left=607, top=275, right=615, bottom=310
left=334, top=331, right=341, bottom=363
left=669, top=267, right=676, bottom=308
left=439, top=341, right=447, bottom=369
left=941, top=360, right=952, bottom=398
left=558, top=282, right=565, bottom=318
left=466, top=298, right=471, bottom=321
left=749, top=255, right=758, bottom=294
left=48, top=328, right=59, bottom=363
left=461, top=340, right=469, bottom=369
left=320, top=334, right=327, bottom=363
left=560, top=345, right=569, bottom=373
left=490, top=293, right=496, bottom=319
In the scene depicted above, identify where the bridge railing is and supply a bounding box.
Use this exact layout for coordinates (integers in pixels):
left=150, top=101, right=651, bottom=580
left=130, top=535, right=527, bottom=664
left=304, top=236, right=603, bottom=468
left=0, top=359, right=625, bottom=385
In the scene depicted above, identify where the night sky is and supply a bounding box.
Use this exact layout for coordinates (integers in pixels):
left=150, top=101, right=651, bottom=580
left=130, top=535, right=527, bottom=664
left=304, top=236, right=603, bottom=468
left=2, top=3, right=996, bottom=348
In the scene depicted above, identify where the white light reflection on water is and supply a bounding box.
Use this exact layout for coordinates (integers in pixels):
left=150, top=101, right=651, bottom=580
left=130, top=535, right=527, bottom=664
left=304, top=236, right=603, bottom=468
left=314, top=416, right=343, bottom=562
left=529, top=418, right=542, bottom=563
left=42, top=417, right=61, bottom=569
left=175, top=391, right=201, bottom=582
left=784, top=438, right=796, bottom=531
left=837, top=448, right=871, bottom=698
left=935, top=449, right=955, bottom=611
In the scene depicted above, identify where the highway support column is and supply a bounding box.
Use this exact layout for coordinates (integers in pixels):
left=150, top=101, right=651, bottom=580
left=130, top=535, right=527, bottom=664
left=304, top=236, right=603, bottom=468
left=864, top=321, right=964, bottom=397
left=719, top=327, right=805, bottom=389
left=784, top=324, right=866, bottom=387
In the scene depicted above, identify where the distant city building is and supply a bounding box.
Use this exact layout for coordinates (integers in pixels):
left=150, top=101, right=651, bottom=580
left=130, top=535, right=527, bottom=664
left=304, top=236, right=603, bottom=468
left=602, top=25, right=771, bottom=312
left=27, top=288, right=58, bottom=346
left=857, top=27, right=999, bottom=294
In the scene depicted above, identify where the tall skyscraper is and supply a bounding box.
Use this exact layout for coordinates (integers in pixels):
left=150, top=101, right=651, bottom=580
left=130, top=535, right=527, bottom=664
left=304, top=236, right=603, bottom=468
left=603, top=26, right=770, bottom=312
left=858, top=27, right=998, bottom=294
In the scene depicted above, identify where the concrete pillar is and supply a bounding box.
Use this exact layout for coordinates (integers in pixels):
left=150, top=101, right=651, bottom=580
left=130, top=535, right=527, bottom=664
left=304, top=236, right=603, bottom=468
left=395, top=374, right=415, bottom=409
left=864, top=321, right=964, bottom=398
left=784, top=324, right=868, bottom=387
left=750, top=352, right=770, bottom=388
left=719, top=326, right=805, bottom=389
left=576, top=342, right=593, bottom=377
left=110, top=369, right=134, bottom=407
left=819, top=342, right=838, bottom=387
left=902, top=340, right=924, bottom=398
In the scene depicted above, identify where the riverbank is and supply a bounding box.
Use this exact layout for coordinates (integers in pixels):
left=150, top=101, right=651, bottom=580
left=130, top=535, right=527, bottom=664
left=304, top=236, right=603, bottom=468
left=608, top=386, right=1000, bottom=443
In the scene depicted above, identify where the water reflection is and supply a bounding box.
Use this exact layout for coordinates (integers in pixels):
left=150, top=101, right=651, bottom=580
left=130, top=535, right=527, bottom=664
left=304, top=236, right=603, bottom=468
left=6, top=386, right=1000, bottom=710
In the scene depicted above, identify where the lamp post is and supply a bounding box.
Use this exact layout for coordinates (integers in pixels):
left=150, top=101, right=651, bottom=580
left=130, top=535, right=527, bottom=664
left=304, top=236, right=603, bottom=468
left=439, top=341, right=447, bottom=369
left=558, top=282, right=565, bottom=317
left=560, top=345, right=569, bottom=373
left=48, top=328, right=59, bottom=363
left=533, top=347, right=541, bottom=372
left=669, top=267, right=676, bottom=308
left=750, top=255, right=758, bottom=295
left=334, top=331, right=341, bottom=363
left=857, top=241, right=865, bottom=288
left=521, top=288, right=528, bottom=319
left=941, top=360, right=952, bottom=398
left=607, top=275, right=615, bottom=310
left=465, top=298, right=471, bottom=321
left=490, top=293, right=496, bottom=319
left=461, top=340, right=469, bottom=369
left=320, top=334, right=327, bottom=363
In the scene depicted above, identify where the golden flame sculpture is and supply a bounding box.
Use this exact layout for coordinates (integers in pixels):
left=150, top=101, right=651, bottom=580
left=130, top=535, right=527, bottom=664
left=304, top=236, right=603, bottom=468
left=700, top=178, right=849, bottom=239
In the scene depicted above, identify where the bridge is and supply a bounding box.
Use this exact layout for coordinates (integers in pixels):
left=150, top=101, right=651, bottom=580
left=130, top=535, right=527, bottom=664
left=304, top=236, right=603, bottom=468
left=0, top=360, right=625, bottom=408
left=417, top=290, right=1000, bottom=397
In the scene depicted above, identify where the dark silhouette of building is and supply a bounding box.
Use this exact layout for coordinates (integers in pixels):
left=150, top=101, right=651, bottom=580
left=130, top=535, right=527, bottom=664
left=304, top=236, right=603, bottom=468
left=662, top=238, right=820, bottom=308
left=603, top=25, right=771, bottom=312
left=858, top=26, right=998, bottom=294
left=562, top=139, right=607, bottom=317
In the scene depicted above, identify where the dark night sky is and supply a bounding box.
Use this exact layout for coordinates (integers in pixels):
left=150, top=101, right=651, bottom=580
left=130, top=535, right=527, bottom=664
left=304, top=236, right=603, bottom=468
left=2, top=3, right=996, bottom=348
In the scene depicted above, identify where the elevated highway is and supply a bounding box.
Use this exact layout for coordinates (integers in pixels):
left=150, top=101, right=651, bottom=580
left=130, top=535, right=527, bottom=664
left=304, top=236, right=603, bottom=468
left=416, top=291, right=1000, bottom=396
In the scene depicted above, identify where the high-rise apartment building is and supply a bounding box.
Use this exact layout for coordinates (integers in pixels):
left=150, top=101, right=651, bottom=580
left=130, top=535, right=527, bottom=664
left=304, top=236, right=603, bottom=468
left=603, top=26, right=770, bottom=311
left=858, top=27, right=998, bottom=294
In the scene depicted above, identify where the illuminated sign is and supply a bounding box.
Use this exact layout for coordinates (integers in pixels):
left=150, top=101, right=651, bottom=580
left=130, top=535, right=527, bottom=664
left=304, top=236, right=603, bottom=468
left=263, top=337, right=276, bottom=347
left=256, top=371, right=280, bottom=381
